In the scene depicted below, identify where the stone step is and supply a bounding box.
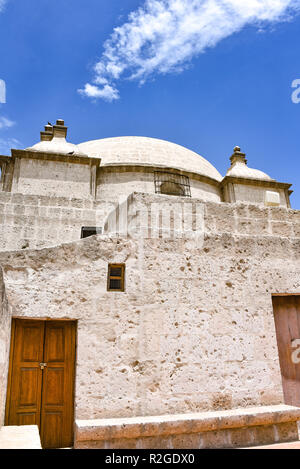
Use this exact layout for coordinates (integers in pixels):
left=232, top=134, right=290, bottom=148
left=0, top=425, right=42, bottom=449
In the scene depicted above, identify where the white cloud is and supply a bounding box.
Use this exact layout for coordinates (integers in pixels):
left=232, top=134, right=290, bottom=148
left=0, top=116, right=15, bottom=129
left=78, top=83, right=119, bottom=102
left=0, top=137, right=21, bottom=154
left=79, top=0, right=300, bottom=101
left=0, top=1, right=7, bottom=12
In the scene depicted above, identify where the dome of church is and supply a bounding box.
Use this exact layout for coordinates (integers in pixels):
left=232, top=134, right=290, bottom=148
left=27, top=138, right=87, bottom=157
left=226, top=162, right=273, bottom=181
left=26, top=119, right=87, bottom=157
left=225, top=146, right=274, bottom=182
left=77, top=136, right=223, bottom=182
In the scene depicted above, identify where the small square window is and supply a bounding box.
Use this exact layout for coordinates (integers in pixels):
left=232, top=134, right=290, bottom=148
left=107, top=264, right=125, bottom=292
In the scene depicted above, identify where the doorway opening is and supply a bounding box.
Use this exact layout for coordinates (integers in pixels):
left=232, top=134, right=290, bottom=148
left=5, top=318, right=77, bottom=449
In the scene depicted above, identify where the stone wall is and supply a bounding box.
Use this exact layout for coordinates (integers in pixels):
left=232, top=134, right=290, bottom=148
left=232, top=184, right=287, bottom=207
left=96, top=168, right=221, bottom=204
left=0, top=193, right=299, bottom=421
left=11, top=158, right=92, bottom=199
left=74, top=405, right=300, bottom=449
left=0, top=191, right=115, bottom=251
left=105, top=192, right=300, bottom=240
left=0, top=266, right=11, bottom=426
left=0, top=187, right=298, bottom=252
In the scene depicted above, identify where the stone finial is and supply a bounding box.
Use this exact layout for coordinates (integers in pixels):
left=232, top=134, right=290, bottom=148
left=230, top=145, right=247, bottom=166
left=52, top=119, right=67, bottom=139
left=40, top=124, right=53, bottom=142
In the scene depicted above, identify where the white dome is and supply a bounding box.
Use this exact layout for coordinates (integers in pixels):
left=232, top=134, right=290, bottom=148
left=77, top=136, right=222, bottom=182
left=27, top=137, right=87, bottom=157
left=226, top=161, right=273, bottom=181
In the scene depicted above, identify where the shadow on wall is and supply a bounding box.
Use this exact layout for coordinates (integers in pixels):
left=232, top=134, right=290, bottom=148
left=0, top=267, right=11, bottom=426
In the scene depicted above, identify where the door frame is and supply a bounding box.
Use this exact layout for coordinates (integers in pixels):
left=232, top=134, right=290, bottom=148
left=5, top=317, right=77, bottom=447
left=272, top=293, right=300, bottom=296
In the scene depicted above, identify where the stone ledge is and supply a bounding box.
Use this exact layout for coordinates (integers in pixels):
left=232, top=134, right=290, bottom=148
left=75, top=405, right=300, bottom=447
left=0, top=425, right=42, bottom=449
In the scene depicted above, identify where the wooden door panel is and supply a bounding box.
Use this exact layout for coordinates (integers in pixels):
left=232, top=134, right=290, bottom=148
left=41, top=412, right=63, bottom=449
left=45, top=325, right=65, bottom=362
left=18, top=368, right=40, bottom=406
left=273, top=296, right=300, bottom=407
left=21, top=325, right=44, bottom=362
left=40, top=321, right=76, bottom=448
left=6, top=319, right=76, bottom=449
left=42, top=368, right=65, bottom=406
left=7, top=320, right=44, bottom=426
left=18, top=412, right=37, bottom=426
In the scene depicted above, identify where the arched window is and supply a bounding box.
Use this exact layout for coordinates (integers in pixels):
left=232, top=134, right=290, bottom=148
left=160, top=181, right=185, bottom=196
left=154, top=171, right=191, bottom=197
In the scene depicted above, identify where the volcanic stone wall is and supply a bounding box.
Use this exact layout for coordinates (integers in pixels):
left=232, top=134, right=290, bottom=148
left=0, top=193, right=299, bottom=421
left=0, top=191, right=115, bottom=251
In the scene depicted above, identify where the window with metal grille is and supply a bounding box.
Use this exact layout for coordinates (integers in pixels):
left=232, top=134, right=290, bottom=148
left=107, top=264, right=125, bottom=292
left=154, top=171, right=191, bottom=197
left=81, top=226, right=102, bottom=239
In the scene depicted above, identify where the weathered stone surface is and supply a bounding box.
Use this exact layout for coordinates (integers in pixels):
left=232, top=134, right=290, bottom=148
left=74, top=405, right=300, bottom=449
left=0, top=192, right=299, bottom=439
left=0, top=117, right=298, bottom=451
left=0, top=190, right=298, bottom=252
left=0, top=206, right=300, bottom=422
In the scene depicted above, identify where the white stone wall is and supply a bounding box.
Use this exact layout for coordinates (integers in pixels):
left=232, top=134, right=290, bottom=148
left=12, top=159, right=91, bottom=199
left=97, top=170, right=154, bottom=203
left=0, top=194, right=299, bottom=422
left=0, top=172, right=219, bottom=252
left=96, top=169, right=221, bottom=204
left=0, top=189, right=298, bottom=251
left=233, top=184, right=287, bottom=207
left=190, top=178, right=220, bottom=202
left=0, top=192, right=115, bottom=251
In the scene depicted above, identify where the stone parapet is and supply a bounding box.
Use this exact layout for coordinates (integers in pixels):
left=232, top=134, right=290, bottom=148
left=0, top=191, right=299, bottom=252
left=0, top=191, right=115, bottom=251
left=103, top=192, right=300, bottom=240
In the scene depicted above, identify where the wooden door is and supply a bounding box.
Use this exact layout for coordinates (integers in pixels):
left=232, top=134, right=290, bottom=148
left=272, top=296, right=300, bottom=406
left=6, top=319, right=76, bottom=448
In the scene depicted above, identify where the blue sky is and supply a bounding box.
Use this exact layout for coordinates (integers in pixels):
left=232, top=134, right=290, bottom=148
left=0, top=0, right=300, bottom=208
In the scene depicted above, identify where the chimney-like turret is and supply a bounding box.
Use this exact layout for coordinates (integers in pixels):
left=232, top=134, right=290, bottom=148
left=26, top=118, right=88, bottom=158
left=40, top=124, right=53, bottom=142
left=52, top=119, right=67, bottom=139
left=230, top=146, right=247, bottom=166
